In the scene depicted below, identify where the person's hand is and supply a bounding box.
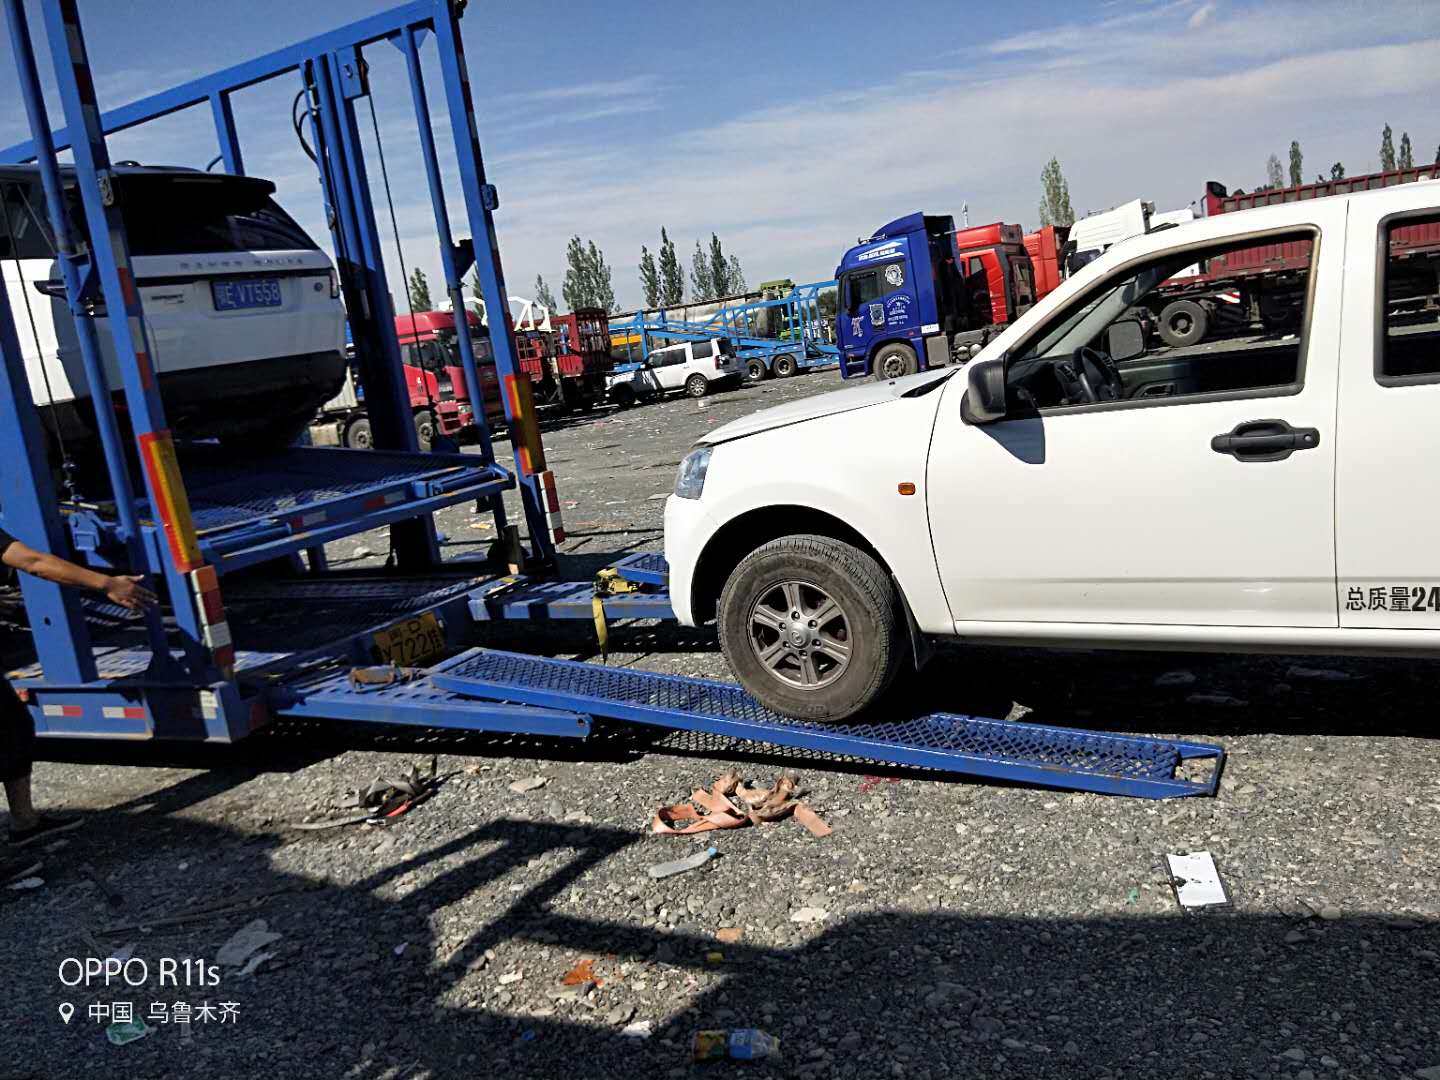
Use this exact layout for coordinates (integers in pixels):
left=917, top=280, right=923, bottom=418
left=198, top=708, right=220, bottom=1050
left=105, top=575, right=158, bottom=611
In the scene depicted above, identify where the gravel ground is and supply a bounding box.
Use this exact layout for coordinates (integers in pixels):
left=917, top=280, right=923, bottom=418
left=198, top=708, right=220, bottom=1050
left=3, top=369, right=1440, bottom=1080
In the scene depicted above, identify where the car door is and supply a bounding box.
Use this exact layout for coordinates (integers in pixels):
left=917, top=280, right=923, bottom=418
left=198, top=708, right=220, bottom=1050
left=926, top=202, right=1346, bottom=630
left=1334, top=193, right=1440, bottom=627
left=656, top=344, right=690, bottom=391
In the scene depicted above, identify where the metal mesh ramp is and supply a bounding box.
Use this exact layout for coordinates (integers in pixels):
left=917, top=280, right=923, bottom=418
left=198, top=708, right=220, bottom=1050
left=611, top=551, right=669, bottom=587
left=433, top=650, right=1224, bottom=798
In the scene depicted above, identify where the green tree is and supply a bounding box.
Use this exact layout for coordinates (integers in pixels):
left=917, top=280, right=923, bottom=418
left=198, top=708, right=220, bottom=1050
left=690, top=239, right=712, bottom=302
left=638, top=245, right=660, bottom=309
left=657, top=227, right=684, bottom=308
left=407, top=267, right=432, bottom=312
left=1380, top=123, right=1396, bottom=171
left=1288, top=141, right=1303, bottom=187
left=1330, top=161, right=1346, bottom=180
left=726, top=255, right=747, bottom=295
left=707, top=233, right=732, bottom=298
left=1398, top=131, right=1414, bottom=170
left=533, top=274, right=558, bottom=314
left=1038, top=157, right=1074, bottom=227
left=587, top=241, right=616, bottom=313
left=1264, top=153, right=1284, bottom=190
left=562, top=235, right=591, bottom=310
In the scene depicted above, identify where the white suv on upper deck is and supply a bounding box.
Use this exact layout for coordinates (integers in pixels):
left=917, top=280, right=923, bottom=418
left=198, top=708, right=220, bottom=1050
left=1, top=164, right=345, bottom=449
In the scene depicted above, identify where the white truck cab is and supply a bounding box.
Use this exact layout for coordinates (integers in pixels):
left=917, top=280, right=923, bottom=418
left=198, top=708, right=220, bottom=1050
left=665, top=180, right=1440, bottom=721
left=607, top=338, right=743, bottom=406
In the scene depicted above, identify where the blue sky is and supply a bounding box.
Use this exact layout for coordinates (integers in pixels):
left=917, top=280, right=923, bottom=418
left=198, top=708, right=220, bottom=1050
left=2, top=0, right=1438, bottom=311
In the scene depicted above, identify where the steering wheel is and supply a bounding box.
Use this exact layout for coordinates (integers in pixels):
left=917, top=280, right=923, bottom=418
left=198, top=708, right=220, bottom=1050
left=1068, top=346, right=1124, bottom=403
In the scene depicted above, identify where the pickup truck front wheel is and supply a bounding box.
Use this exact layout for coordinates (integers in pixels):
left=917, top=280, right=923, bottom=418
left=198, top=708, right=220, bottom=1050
left=718, top=535, right=905, bottom=722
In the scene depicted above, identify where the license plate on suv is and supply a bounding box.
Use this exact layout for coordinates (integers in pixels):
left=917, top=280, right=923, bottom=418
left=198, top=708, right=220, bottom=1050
left=211, top=278, right=282, bottom=311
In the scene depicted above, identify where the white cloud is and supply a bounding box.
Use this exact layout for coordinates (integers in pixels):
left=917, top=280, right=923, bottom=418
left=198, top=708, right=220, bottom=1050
left=1188, top=1, right=1217, bottom=28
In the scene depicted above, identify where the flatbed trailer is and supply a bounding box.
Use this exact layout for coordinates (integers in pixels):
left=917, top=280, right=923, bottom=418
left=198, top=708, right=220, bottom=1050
left=0, top=0, right=1223, bottom=800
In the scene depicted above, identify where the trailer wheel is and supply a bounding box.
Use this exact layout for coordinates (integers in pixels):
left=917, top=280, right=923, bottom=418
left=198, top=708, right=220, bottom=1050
left=873, top=342, right=918, bottom=381
left=1157, top=299, right=1209, bottom=348
left=344, top=417, right=373, bottom=450
left=718, top=534, right=906, bottom=722
left=413, top=409, right=435, bottom=451
left=685, top=374, right=709, bottom=398
left=745, top=359, right=769, bottom=383
left=773, top=353, right=798, bottom=378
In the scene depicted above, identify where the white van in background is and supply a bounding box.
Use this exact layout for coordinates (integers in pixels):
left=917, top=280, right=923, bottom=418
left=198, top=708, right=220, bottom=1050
left=0, top=164, right=346, bottom=449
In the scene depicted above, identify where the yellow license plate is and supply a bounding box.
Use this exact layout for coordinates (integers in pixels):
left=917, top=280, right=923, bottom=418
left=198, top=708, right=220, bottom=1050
left=373, top=613, right=445, bottom=666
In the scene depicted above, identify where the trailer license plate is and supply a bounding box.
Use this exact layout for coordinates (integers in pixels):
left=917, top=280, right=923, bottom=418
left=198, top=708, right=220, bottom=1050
left=211, top=277, right=282, bottom=310
left=373, top=614, right=445, bottom=665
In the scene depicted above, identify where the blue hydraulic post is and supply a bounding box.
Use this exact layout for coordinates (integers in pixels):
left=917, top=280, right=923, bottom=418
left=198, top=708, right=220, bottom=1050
left=396, top=25, right=508, bottom=535
left=3, top=0, right=174, bottom=676
left=40, top=0, right=224, bottom=683
left=208, top=91, right=244, bottom=175
left=430, top=2, right=555, bottom=567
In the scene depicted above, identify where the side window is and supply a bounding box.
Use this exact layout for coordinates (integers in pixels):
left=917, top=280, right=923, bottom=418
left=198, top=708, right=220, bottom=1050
left=1006, top=231, right=1314, bottom=411
left=691, top=340, right=713, bottom=360
left=845, top=270, right=881, bottom=311
left=0, top=182, right=53, bottom=260
left=1378, top=213, right=1440, bottom=382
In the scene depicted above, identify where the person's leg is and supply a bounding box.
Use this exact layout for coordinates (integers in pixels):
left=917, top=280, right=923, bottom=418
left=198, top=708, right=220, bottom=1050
left=0, top=678, right=36, bottom=826
left=1, top=679, right=78, bottom=846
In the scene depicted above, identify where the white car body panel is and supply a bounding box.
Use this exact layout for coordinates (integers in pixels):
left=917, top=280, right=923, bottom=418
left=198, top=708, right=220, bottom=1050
left=666, top=180, right=1440, bottom=659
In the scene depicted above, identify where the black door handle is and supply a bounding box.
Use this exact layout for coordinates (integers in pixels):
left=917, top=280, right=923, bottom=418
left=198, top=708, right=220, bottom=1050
left=1211, top=419, right=1320, bottom=462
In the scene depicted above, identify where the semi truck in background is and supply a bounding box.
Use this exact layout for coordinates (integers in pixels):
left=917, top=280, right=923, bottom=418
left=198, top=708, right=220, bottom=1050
left=310, top=310, right=501, bottom=450
left=834, top=213, right=1036, bottom=380
left=1023, top=166, right=1438, bottom=347
left=513, top=305, right=611, bottom=411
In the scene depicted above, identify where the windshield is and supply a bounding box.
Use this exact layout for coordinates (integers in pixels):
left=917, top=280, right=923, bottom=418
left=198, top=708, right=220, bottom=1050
left=116, top=175, right=317, bottom=256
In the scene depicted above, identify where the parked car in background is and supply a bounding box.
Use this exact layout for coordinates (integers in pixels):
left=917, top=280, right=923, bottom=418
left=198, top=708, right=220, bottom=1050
left=606, top=338, right=743, bottom=406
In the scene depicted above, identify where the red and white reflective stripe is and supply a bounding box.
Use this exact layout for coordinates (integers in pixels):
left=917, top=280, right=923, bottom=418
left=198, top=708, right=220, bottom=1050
left=102, top=706, right=147, bottom=720
left=1217, top=290, right=1242, bottom=305
left=537, top=469, right=566, bottom=544
left=289, top=509, right=328, bottom=529
left=188, top=566, right=235, bottom=675
left=362, top=491, right=405, bottom=511
left=42, top=704, right=83, bottom=718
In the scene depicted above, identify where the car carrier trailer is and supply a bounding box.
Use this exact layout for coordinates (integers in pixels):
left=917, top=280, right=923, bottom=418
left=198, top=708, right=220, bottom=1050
left=0, top=0, right=1222, bottom=800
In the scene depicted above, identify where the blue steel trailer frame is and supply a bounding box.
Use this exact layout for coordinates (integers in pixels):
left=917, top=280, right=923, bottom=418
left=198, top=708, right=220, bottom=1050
left=0, top=1, right=1225, bottom=801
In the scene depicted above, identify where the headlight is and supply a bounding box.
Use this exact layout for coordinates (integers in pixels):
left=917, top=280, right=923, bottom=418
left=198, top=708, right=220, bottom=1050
left=674, top=445, right=712, bottom=500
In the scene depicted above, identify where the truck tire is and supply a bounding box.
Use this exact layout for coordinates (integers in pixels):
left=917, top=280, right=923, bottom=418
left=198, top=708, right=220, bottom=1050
left=718, top=534, right=906, bottom=722
left=685, top=374, right=709, bottom=398
left=344, top=417, right=373, bottom=450
left=746, top=358, right=769, bottom=383
left=872, top=342, right=918, bottom=381
left=1157, top=299, right=1208, bottom=348
left=413, top=409, right=435, bottom=451
left=773, top=353, right=798, bottom=378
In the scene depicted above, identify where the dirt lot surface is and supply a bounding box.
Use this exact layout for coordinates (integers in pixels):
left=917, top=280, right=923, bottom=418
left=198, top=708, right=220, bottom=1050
left=4, top=369, right=1439, bottom=1080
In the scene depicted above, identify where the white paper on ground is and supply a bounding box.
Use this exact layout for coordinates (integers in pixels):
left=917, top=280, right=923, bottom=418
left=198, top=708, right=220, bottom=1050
left=1165, top=850, right=1229, bottom=908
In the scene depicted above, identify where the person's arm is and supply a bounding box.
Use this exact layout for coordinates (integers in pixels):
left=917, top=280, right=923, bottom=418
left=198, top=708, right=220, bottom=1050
left=1, top=540, right=157, bottom=611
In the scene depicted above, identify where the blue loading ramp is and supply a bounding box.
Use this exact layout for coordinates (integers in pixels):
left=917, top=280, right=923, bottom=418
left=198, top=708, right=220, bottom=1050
left=430, top=649, right=1225, bottom=799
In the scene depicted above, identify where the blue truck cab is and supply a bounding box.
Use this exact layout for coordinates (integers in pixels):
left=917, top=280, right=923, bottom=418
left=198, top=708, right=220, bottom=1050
left=835, top=213, right=1036, bottom=381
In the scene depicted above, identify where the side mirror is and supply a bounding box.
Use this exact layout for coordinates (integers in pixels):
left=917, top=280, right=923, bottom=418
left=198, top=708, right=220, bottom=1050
left=1105, top=318, right=1146, bottom=363
left=961, top=355, right=1007, bottom=425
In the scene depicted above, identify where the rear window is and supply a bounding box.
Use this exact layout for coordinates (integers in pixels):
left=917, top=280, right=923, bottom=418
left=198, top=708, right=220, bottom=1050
left=116, top=175, right=317, bottom=256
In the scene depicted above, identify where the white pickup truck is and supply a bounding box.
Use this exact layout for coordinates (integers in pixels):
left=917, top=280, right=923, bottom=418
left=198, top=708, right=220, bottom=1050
left=665, top=179, right=1440, bottom=720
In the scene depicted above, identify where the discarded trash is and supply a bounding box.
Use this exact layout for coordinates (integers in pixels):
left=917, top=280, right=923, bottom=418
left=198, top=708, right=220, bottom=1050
left=1186, top=692, right=1249, bottom=708
left=6, top=876, right=43, bottom=891
left=858, top=775, right=900, bottom=794
left=1154, top=670, right=1197, bottom=688
left=509, top=775, right=549, bottom=794
left=235, top=951, right=272, bottom=978
left=1165, top=851, right=1230, bottom=910
left=705, top=951, right=724, bottom=964
left=620, top=1020, right=653, bottom=1040
left=693, top=1028, right=781, bottom=1062
left=789, top=907, right=827, bottom=924
left=105, top=1020, right=155, bottom=1046
left=1124, top=887, right=1140, bottom=906
left=560, top=958, right=603, bottom=987
left=519, top=1029, right=536, bottom=1042
left=649, top=846, right=718, bottom=880
left=217, top=918, right=283, bottom=968
left=109, top=945, right=133, bottom=963
left=653, top=771, right=832, bottom=838
left=1285, top=665, right=1356, bottom=682
left=393, top=942, right=409, bottom=957
left=1318, top=904, right=1342, bottom=921
left=499, top=972, right=524, bottom=985
left=293, top=758, right=442, bottom=829
left=716, top=927, right=744, bottom=944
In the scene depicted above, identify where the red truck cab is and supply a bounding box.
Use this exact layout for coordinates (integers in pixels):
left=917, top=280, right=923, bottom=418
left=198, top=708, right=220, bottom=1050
left=1023, top=224, right=1069, bottom=301
left=394, top=309, right=502, bottom=443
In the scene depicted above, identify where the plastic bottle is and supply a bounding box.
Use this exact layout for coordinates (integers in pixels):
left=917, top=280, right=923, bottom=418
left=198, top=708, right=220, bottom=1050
left=692, top=1028, right=781, bottom=1062
left=648, top=845, right=718, bottom=880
